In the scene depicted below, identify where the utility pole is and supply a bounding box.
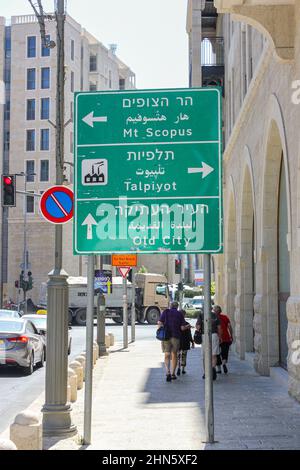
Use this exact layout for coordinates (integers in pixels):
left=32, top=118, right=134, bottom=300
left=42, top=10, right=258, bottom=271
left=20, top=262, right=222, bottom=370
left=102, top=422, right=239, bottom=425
left=40, top=0, right=76, bottom=437
left=123, top=277, right=128, bottom=349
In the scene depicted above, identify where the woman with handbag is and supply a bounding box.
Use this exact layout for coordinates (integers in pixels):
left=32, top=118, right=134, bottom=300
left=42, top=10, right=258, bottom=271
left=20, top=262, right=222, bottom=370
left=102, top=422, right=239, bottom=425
left=213, top=305, right=233, bottom=374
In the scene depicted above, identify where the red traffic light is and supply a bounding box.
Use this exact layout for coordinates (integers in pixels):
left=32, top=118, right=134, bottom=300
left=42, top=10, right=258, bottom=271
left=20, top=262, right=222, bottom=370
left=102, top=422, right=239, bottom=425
left=3, top=176, right=12, bottom=185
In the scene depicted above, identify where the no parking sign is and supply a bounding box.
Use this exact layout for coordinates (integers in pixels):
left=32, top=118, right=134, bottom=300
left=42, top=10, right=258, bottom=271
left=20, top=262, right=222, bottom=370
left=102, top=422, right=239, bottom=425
left=40, top=186, right=74, bottom=224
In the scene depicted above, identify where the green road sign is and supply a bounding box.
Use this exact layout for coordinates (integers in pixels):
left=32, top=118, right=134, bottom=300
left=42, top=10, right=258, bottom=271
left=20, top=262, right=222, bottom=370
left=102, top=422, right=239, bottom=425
left=74, top=88, right=222, bottom=254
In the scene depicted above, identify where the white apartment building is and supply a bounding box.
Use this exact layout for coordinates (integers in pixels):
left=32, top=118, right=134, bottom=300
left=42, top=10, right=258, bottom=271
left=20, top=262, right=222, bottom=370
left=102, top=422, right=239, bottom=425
left=2, top=13, right=135, bottom=305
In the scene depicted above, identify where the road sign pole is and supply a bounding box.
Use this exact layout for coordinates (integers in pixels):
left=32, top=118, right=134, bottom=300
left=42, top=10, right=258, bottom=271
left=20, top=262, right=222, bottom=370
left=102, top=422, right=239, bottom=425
left=83, top=255, right=95, bottom=445
left=97, top=292, right=107, bottom=356
left=123, top=277, right=128, bottom=349
left=131, top=268, right=136, bottom=343
left=203, top=253, right=214, bottom=443
left=42, top=0, right=76, bottom=437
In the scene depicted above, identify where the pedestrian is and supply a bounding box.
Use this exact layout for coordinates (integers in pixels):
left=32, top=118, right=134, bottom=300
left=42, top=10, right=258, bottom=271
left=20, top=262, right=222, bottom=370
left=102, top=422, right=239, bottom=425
left=196, top=307, right=221, bottom=380
left=213, top=305, right=233, bottom=374
left=177, top=310, right=195, bottom=376
left=157, top=301, right=190, bottom=382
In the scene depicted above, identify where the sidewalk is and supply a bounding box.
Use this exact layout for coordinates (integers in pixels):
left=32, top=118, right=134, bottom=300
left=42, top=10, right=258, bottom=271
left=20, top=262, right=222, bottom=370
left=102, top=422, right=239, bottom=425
left=3, top=335, right=300, bottom=450
left=49, top=336, right=300, bottom=450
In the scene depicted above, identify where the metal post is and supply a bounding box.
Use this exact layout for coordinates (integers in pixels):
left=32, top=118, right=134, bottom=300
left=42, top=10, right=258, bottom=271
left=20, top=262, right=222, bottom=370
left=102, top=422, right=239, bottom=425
left=23, top=176, right=27, bottom=316
left=97, top=292, right=107, bottom=356
left=203, top=253, right=214, bottom=443
left=83, top=255, right=95, bottom=445
left=123, top=277, right=128, bottom=349
left=131, top=268, right=136, bottom=343
left=42, top=0, right=76, bottom=437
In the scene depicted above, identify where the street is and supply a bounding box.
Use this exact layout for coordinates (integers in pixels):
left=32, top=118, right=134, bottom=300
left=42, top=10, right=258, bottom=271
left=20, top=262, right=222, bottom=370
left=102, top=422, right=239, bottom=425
left=0, top=321, right=156, bottom=434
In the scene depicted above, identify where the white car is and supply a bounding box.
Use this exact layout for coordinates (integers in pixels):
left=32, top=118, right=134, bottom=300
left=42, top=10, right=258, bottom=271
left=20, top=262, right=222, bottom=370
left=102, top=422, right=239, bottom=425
left=0, top=309, right=22, bottom=319
left=22, top=314, right=72, bottom=355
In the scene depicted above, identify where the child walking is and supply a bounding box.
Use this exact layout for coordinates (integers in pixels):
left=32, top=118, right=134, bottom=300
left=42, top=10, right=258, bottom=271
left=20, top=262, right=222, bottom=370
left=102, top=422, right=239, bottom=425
left=177, top=310, right=194, bottom=376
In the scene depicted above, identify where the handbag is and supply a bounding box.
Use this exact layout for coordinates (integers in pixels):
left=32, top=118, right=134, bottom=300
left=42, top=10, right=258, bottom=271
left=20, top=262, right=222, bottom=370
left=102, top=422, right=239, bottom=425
left=193, top=330, right=202, bottom=345
left=156, top=326, right=170, bottom=341
left=156, top=310, right=170, bottom=341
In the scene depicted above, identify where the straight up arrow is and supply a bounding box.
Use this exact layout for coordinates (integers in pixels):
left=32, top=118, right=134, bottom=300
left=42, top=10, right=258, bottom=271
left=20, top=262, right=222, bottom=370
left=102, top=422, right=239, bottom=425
left=82, top=111, right=108, bottom=128
left=187, top=162, right=214, bottom=179
left=82, top=214, right=97, bottom=240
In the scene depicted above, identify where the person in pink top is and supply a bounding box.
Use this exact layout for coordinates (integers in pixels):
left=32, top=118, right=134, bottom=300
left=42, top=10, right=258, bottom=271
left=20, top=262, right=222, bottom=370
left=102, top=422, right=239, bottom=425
left=213, top=305, right=233, bottom=374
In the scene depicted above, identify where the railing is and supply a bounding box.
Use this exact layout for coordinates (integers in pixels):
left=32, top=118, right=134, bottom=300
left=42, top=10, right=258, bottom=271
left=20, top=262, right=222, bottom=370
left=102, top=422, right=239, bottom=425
left=201, top=37, right=224, bottom=66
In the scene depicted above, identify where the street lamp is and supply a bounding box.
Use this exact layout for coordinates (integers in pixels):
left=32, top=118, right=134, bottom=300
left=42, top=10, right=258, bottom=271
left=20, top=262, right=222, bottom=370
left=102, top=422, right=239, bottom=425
left=16, top=172, right=36, bottom=315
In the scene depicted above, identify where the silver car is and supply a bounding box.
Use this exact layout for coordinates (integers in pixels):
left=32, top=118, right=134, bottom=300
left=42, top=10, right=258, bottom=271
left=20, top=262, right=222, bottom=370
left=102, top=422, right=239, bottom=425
left=0, top=309, right=21, bottom=319
left=22, top=314, right=72, bottom=356
left=0, top=318, right=45, bottom=375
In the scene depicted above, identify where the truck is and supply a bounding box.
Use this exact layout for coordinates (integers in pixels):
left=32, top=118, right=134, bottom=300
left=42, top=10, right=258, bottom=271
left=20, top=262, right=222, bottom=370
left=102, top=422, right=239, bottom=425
left=39, top=272, right=170, bottom=326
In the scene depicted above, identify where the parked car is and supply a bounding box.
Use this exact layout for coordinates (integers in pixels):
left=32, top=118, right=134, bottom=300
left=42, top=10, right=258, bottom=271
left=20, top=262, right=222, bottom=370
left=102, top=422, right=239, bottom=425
left=22, top=314, right=72, bottom=356
left=0, top=318, right=45, bottom=375
left=0, top=309, right=21, bottom=319
left=183, top=297, right=204, bottom=317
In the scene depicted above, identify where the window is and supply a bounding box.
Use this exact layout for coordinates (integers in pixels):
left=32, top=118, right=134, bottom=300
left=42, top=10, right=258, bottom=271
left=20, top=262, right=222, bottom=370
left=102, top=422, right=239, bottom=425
left=26, top=130, right=35, bottom=151
left=41, top=35, right=50, bottom=57
left=70, top=132, right=73, bottom=153
left=119, top=78, right=125, bottom=90
left=40, top=160, right=49, bottom=182
left=4, top=101, right=10, bottom=120
left=26, top=192, right=34, bottom=214
left=71, top=39, right=75, bottom=61
left=71, top=71, right=74, bottom=92
left=41, top=67, right=50, bottom=89
left=40, top=129, right=50, bottom=151
left=156, top=284, right=168, bottom=297
left=26, top=99, right=35, bottom=120
left=70, top=102, right=74, bottom=121
left=26, top=161, right=35, bottom=182
left=41, top=97, right=50, bottom=120
left=4, top=131, right=9, bottom=151
left=109, top=70, right=112, bottom=88
left=27, top=68, right=36, bottom=90
left=90, top=54, right=97, bottom=72
left=27, top=36, right=36, bottom=58
left=89, top=82, right=97, bottom=91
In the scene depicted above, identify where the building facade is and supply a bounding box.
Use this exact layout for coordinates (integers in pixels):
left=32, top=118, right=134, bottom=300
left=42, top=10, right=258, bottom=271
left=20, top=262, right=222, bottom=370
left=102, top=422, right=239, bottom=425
left=194, top=0, right=300, bottom=402
left=1, top=13, right=135, bottom=305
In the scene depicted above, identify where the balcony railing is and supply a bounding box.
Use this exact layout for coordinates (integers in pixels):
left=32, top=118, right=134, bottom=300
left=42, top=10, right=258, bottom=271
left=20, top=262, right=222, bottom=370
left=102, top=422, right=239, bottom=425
left=201, top=37, right=224, bottom=66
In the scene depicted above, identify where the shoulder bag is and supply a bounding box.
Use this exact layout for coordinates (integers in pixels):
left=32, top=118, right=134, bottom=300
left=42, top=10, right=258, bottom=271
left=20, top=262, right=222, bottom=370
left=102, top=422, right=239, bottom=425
left=156, top=310, right=170, bottom=341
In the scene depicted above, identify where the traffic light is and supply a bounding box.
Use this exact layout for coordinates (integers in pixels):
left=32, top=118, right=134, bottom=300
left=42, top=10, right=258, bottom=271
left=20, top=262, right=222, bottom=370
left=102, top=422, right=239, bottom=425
left=175, top=259, right=181, bottom=274
left=27, top=271, right=33, bottom=291
left=127, top=269, right=132, bottom=283
left=2, top=174, right=16, bottom=207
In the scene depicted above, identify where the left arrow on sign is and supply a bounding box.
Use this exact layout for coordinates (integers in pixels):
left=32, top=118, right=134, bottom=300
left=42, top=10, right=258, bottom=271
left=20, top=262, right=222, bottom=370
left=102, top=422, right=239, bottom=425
left=82, top=111, right=108, bottom=128
left=82, top=214, right=97, bottom=240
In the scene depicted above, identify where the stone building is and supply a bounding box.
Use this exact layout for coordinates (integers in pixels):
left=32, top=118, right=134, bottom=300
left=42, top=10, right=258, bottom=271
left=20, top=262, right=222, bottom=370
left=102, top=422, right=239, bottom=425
left=1, top=13, right=135, bottom=305
left=188, top=0, right=300, bottom=402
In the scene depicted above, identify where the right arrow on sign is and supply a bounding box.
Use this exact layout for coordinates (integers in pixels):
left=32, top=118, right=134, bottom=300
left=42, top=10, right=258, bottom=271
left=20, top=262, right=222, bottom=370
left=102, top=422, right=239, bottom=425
left=187, top=162, right=214, bottom=179
left=82, top=214, right=97, bottom=240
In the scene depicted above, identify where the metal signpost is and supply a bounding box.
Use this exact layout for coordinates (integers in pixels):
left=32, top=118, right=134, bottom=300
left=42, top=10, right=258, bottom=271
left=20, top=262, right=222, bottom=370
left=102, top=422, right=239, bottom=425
left=83, top=255, right=95, bottom=445
left=74, top=88, right=222, bottom=255
left=74, top=87, right=222, bottom=444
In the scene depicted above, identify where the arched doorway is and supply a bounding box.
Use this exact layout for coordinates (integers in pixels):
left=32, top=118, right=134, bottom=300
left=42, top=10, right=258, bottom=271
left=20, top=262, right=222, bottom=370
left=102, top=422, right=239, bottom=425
left=277, top=157, right=290, bottom=368
left=260, top=103, right=291, bottom=371
left=240, top=162, right=256, bottom=353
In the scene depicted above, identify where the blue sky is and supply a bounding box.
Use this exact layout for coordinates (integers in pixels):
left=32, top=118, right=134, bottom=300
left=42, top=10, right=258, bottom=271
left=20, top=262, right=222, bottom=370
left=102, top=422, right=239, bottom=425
left=1, top=0, right=189, bottom=89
